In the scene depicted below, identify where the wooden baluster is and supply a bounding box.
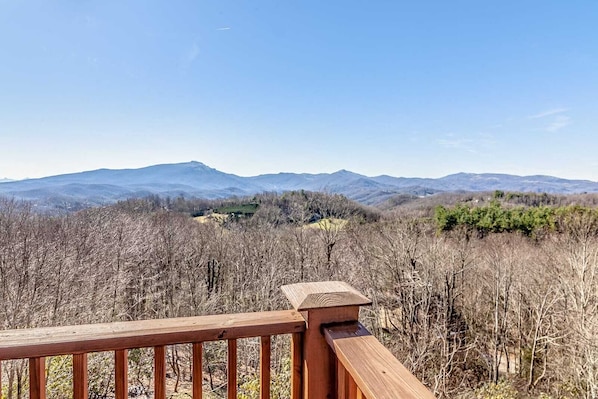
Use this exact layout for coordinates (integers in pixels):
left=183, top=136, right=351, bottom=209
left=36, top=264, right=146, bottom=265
left=192, top=343, right=203, bottom=399
left=291, top=332, right=302, bottom=399
left=260, top=336, right=271, bottom=399
left=337, top=359, right=347, bottom=399
left=29, top=357, right=46, bottom=399
left=227, top=339, right=237, bottom=399
left=154, top=346, right=166, bottom=399
left=115, top=350, right=128, bottom=399
left=73, top=354, right=88, bottom=399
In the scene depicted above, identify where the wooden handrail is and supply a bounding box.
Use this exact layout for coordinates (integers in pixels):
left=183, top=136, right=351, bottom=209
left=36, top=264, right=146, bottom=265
left=325, top=322, right=436, bottom=399
left=0, top=309, right=305, bottom=399
left=0, top=310, right=304, bottom=360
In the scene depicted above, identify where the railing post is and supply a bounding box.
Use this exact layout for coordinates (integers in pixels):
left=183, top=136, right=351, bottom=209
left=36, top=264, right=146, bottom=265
left=282, top=281, right=371, bottom=399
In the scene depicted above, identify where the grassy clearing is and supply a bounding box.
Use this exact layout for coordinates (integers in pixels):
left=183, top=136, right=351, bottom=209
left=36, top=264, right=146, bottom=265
left=194, top=213, right=229, bottom=224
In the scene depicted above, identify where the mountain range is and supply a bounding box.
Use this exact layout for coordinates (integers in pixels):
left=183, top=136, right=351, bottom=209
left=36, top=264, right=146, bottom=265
left=1, top=161, right=597, bottom=210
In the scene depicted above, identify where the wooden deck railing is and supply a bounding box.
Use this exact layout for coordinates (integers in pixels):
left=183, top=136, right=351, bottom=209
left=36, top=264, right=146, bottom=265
left=325, top=323, right=435, bottom=399
left=0, top=282, right=436, bottom=399
left=0, top=311, right=304, bottom=399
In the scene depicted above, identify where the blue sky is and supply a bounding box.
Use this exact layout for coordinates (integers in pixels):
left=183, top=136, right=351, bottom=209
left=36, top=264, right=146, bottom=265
left=1, top=1, right=597, bottom=181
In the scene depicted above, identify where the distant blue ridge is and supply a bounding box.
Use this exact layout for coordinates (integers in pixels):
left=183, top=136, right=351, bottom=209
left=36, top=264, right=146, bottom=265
left=0, top=161, right=597, bottom=209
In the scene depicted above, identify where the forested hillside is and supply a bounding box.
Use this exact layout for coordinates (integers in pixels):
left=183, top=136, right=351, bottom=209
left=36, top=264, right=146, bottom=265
left=1, top=192, right=597, bottom=398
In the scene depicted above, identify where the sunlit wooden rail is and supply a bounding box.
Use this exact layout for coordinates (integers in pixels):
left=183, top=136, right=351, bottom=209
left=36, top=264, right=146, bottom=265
left=325, top=323, right=435, bottom=399
left=0, top=281, right=436, bottom=399
left=0, top=311, right=304, bottom=399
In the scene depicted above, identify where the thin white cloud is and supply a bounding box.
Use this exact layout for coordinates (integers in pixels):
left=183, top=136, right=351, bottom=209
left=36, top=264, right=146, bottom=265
left=546, top=115, right=571, bottom=132
left=217, top=27, right=231, bottom=31
left=529, top=108, right=568, bottom=119
left=528, top=107, right=572, bottom=132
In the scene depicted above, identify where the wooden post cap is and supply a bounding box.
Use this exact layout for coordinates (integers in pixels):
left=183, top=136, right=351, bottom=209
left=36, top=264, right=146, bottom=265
left=281, top=281, right=372, bottom=311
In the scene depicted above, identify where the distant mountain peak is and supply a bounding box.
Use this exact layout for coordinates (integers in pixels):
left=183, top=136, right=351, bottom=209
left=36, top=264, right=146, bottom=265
left=332, top=169, right=363, bottom=177
left=444, top=172, right=476, bottom=178
left=162, top=161, right=225, bottom=174
left=187, top=160, right=209, bottom=167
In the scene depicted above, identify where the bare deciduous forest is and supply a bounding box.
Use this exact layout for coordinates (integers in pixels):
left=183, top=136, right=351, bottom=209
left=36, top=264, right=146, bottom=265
left=1, top=191, right=597, bottom=399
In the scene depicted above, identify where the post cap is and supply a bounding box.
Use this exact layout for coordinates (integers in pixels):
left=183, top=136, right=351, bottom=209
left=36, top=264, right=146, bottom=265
left=281, top=281, right=372, bottom=311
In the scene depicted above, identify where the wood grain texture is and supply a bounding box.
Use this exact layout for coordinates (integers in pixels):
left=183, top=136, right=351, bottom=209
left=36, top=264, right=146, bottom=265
left=115, top=349, right=128, bottom=399
left=325, top=322, right=436, bottom=399
left=0, top=310, right=304, bottom=360
left=73, top=353, right=88, bottom=399
left=260, top=336, right=271, bottom=399
left=300, top=306, right=360, bottom=399
left=337, top=359, right=347, bottom=399
left=192, top=342, right=203, bottom=399
left=291, top=332, right=302, bottom=399
left=29, top=357, right=46, bottom=399
left=227, top=339, right=237, bottom=399
left=154, top=346, right=166, bottom=399
left=281, top=281, right=371, bottom=311
left=348, top=376, right=358, bottom=399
